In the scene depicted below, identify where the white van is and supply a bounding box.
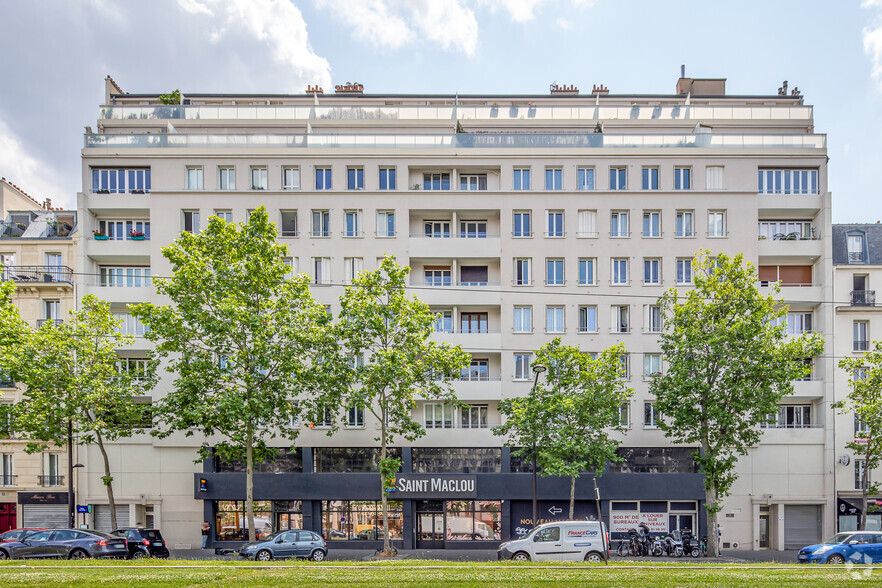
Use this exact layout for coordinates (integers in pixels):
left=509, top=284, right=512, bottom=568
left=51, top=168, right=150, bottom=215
left=497, top=520, right=608, bottom=562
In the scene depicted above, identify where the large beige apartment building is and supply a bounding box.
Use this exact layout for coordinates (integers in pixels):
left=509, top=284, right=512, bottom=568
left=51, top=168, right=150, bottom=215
left=73, top=74, right=832, bottom=551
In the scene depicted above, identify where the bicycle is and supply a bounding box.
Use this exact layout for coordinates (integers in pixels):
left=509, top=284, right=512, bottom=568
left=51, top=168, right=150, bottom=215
left=691, top=536, right=707, bottom=557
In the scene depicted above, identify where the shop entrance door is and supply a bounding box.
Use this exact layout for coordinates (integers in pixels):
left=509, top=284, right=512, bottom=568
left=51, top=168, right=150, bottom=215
left=759, top=507, right=771, bottom=549
left=0, top=503, right=15, bottom=532
left=416, top=501, right=444, bottom=549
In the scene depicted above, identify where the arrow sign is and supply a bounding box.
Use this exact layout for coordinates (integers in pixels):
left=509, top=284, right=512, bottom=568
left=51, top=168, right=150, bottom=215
left=548, top=506, right=562, bottom=515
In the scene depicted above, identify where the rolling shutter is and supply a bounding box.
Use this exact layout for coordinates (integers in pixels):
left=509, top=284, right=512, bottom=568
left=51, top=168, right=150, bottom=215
left=93, top=505, right=130, bottom=532
left=783, top=505, right=821, bottom=549
left=22, top=505, right=68, bottom=528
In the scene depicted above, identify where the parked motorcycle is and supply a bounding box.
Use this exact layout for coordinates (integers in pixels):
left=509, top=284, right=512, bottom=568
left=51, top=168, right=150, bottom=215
left=681, top=529, right=701, bottom=557
left=664, top=529, right=684, bottom=558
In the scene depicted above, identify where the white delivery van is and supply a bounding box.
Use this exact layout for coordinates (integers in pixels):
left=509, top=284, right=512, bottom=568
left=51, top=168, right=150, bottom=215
left=497, top=520, right=608, bottom=562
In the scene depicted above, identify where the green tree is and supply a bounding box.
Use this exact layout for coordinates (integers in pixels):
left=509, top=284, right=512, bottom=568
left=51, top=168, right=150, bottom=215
left=11, top=294, right=156, bottom=529
left=132, top=207, right=335, bottom=541
left=838, top=345, right=882, bottom=530
left=494, top=340, right=633, bottom=520
left=650, top=251, right=823, bottom=557
left=324, top=255, right=469, bottom=555
left=0, top=278, right=27, bottom=434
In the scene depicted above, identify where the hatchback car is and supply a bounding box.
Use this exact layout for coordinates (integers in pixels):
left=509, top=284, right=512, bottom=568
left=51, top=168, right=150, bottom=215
left=110, top=528, right=170, bottom=559
left=0, top=528, right=45, bottom=543
left=0, top=528, right=128, bottom=559
left=238, top=530, right=327, bottom=561
left=798, top=531, right=882, bottom=564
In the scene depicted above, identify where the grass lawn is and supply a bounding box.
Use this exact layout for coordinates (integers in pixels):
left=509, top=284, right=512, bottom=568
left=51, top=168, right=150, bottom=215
left=0, top=560, right=877, bottom=587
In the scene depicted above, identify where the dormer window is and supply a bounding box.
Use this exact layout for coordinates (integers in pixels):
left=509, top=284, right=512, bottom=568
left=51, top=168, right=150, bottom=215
left=848, top=233, right=866, bottom=263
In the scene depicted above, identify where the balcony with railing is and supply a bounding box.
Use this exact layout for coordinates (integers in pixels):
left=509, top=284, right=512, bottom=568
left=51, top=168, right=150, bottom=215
left=36, top=319, right=64, bottom=328
left=854, top=339, right=870, bottom=352
left=38, top=475, right=64, bottom=487
left=1, top=266, right=74, bottom=285
left=851, top=290, right=876, bottom=306
left=0, top=474, right=16, bottom=487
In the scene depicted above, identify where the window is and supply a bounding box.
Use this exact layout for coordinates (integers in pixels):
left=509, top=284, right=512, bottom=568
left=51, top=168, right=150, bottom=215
left=186, top=167, right=203, bottom=190
left=577, top=210, right=597, bottom=238
left=610, top=211, right=629, bottom=237
left=757, top=168, right=818, bottom=195
left=546, top=306, right=565, bottom=333
left=646, top=305, right=662, bottom=333
left=757, top=220, right=814, bottom=241
left=708, top=211, right=727, bottom=237
left=513, top=211, right=531, bottom=237
left=462, top=359, right=489, bottom=382
left=423, top=172, right=450, bottom=190
left=785, top=312, right=813, bottom=334
left=577, top=167, right=595, bottom=190
left=546, top=258, right=564, bottom=286
left=618, top=403, right=630, bottom=428
left=612, top=258, right=629, bottom=285
left=848, top=234, right=866, bottom=263
left=423, top=220, right=451, bottom=238
left=214, top=210, right=233, bottom=223
left=460, top=312, right=488, bottom=334
left=280, top=211, right=298, bottom=237
left=644, top=354, right=662, bottom=378
left=434, top=310, right=453, bottom=333
left=98, top=220, right=151, bottom=241
left=579, top=305, right=597, bottom=333
left=854, top=321, right=869, bottom=351
left=513, top=306, right=532, bottom=333
left=425, top=267, right=451, bottom=287
left=346, top=405, right=364, bottom=428
left=0, top=454, right=12, bottom=486
left=514, top=353, right=532, bottom=380
left=761, top=405, right=812, bottom=429
left=218, top=167, right=236, bottom=190
left=460, top=220, right=487, bottom=238
left=376, top=211, right=395, bottom=237
left=459, top=265, right=488, bottom=286
left=461, top=405, right=488, bottom=429
left=99, top=266, right=152, bottom=288
left=545, top=167, right=563, bottom=190
left=282, top=166, right=300, bottom=190
left=182, top=211, right=200, bottom=234
left=643, top=258, right=660, bottom=285
left=344, top=258, right=364, bottom=283
left=612, top=305, right=629, bottom=333
left=642, top=211, right=661, bottom=237
left=578, top=258, right=596, bottom=286
left=282, top=257, right=297, bottom=279
left=113, top=313, right=147, bottom=336
left=460, top=174, right=487, bottom=191
left=706, top=166, right=724, bottom=190
left=344, top=210, right=361, bottom=237
left=676, top=210, right=694, bottom=237
left=546, top=211, right=564, bottom=237
left=676, top=258, right=693, bottom=284
left=311, top=210, right=330, bottom=237
left=320, top=499, right=402, bottom=540
left=856, top=461, right=869, bottom=490
left=641, top=167, right=659, bottom=190
left=617, top=353, right=630, bottom=380
left=313, top=257, right=330, bottom=285
left=379, top=167, right=396, bottom=190
left=674, top=167, right=691, bottom=190
left=42, top=453, right=61, bottom=486
left=644, top=402, right=661, bottom=428
left=43, top=299, right=60, bottom=321
left=513, top=168, right=531, bottom=190
left=91, top=168, right=151, bottom=194
left=315, top=167, right=332, bottom=190
left=347, top=167, right=364, bottom=190
left=609, top=167, right=627, bottom=190
left=413, top=448, right=501, bottom=474
left=535, top=526, right=560, bottom=542
left=514, top=258, right=531, bottom=285
left=249, top=167, right=267, bottom=190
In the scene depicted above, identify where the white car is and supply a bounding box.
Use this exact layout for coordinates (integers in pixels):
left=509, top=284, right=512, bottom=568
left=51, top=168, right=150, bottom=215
left=497, top=520, right=608, bottom=562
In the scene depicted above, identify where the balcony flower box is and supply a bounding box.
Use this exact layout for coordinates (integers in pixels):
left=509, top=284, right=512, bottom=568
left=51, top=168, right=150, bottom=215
left=130, top=230, right=146, bottom=240
left=93, top=230, right=109, bottom=241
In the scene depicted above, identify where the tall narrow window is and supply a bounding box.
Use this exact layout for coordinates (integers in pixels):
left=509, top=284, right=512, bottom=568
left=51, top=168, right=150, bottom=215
left=546, top=258, right=564, bottom=286
left=344, top=210, right=361, bottom=237
left=642, top=211, right=660, bottom=237
left=676, top=258, right=693, bottom=284
left=514, top=258, right=531, bottom=286
left=644, top=354, right=662, bottom=378
left=513, top=168, right=531, bottom=190
left=854, top=321, right=869, bottom=351
left=546, top=306, right=565, bottom=333
left=280, top=211, right=298, bottom=237
left=346, top=406, right=364, bottom=428
left=609, top=167, right=627, bottom=190
left=612, top=305, right=629, bottom=333
left=644, top=402, right=660, bottom=427
left=577, top=210, right=597, bottom=238
left=344, top=257, right=364, bottom=283
left=315, top=167, right=332, bottom=190
left=641, top=167, right=659, bottom=190
left=313, top=257, right=330, bottom=285
left=612, top=258, right=629, bottom=285
left=513, top=211, right=531, bottom=237
left=376, top=211, right=395, bottom=237
left=546, top=211, right=564, bottom=237
left=610, top=211, right=629, bottom=237
left=250, top=167, right=268, bottom=190
left=676, top=210, right=695, bottom=237
left=187, top=167, right=203, bottom=190
left=579, top=306, right=597, bottom=333
left=848, top=234, right=865, bottom=263
left=182, top=210, right=200, bottom=234
left=545, top=167, right=563, bottom=190
left=513, top=306, right=532, bottom=333
left=282, top=167, right=300, bottom=190
left=643, top=258, right=660, bottom=285
left=708, top=211, right=727, bottom=237
left=218, top=167, right=236, bottom=190
left=347, top=167, right=364, bottom=190
left=646, top=305, right=662, bottom=333
left=577, top=167, right=595, bottom=190
left=578, top=258, right=596, bottom=286
left=434, top=310, right=453, bottom=333
left=674, top=167, right=691, bottom=190
left=706, top=166, right=724, bottom=190
left=311, top=210, right=330, bottom=237
left=514, top=354, right=532, bottom=380
left=379, top=167, right=396, bottom=190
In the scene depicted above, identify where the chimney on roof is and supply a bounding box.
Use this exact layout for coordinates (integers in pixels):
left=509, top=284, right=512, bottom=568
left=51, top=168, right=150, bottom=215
left=591, top=84, right=609, bottom=95
left=550, top=83, right=579, bottom=95
left=680, top=64, right=685, bottom=78
left=677, top=76, right=726, bottom=95
left=43, top=198, right=52, bottom=210
left=335, top=82, right=364, bottom=94
left=105, top=75, right=124, bottom=104
left=306, top=85, right=324, bottom=94
left=778, top=80, right=789, bottom=96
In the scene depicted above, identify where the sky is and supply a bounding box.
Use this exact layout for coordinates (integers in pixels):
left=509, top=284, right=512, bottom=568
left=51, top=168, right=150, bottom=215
left=0, top=0, right=880, bottom=221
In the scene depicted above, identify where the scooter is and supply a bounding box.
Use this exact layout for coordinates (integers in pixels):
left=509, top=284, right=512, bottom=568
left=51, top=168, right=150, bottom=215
left=664, top=529, right=684, bottom=557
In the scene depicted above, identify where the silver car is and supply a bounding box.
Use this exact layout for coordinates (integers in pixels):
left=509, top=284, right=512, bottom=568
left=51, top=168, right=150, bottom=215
left=238, top=530, right=327, bottom=561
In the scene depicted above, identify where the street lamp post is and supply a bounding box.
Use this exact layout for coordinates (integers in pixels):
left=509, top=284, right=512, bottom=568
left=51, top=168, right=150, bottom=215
left=68, top=419, right=74, bottom=528
left=530, top=363, right=546, bottom=529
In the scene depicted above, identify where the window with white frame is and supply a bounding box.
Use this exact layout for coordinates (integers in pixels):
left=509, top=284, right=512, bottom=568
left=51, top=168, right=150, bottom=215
left=513, top=211, right=531, bottom=237
left=344, top=210, right=361, bottom=237
left=546, top=258, right=564, bottom=286
left=547, top=211, right=564, bottom=237
left=612, top=258, right=629, bottom=285
left=214, top=210, right=233, bottom=223
left=786, top=312, right=813, bottom=334
left=514, top=258, right=531, bottom=285
left=99, top=220, right=151, bottom=240
left=617, top=353, right=630, bottom=380
left=280, top=211, right=298, bottom=237
left=676, top=258, right=693, bottom=284
left=344, top=257, right=364, bottom=283
left=424, top=403, right=454, bottom=429
left=674, top=167, right=691, bottom=190
left=459, top=174, right=487, bottom=191
left=609, top=167, right=627, bottom=190
left=92, top=168, right=151, bottom=194
left=545, top=167, right=563, bottom=190
left=676, top=210, right=695, bottom=237
left=315, top=167, right=332, bottom=190
left=761, top=405, right=812, bottom=429
left=513, top=168, right=531, bottom=190
left=577, top=167, right=595, bottom=190
left=641, top=167, right=659, bottom=190
left=186, top=167, right=203, bottom=190
left=347, top=167, right=364, bottom=190
left=708, top=210, right=727, bottom=237
left=546, top=306, right=565, bottom=333
left=462, top=358, right=489, bottom=381
left=376, top=211, right=395, bottom=237
left=578, top=258, right=596, bottom=286
left=99, top=266, right=152, bottom=288
left=854, top=321, right=869, bottom=351
left=757, top=220, right=813, bottom=241
left=313, top=406, right=334, bottom=428
left=577, top=210, right=597, bottom=238
left=514, top=353, right=532, bottom=380
left=43, top=453, right=61, bottom=486
left=379, top=167, right=396, bottom=190
left=461, top=404, right=488, bottom=429
left=423, top=172, right=451, bottom=190
left=425, top=267, right=451, bottom=287
left=643, top=258, right=660, bottom=285
left=182, top=211, right=200, bottom=234
left=848, top=234, right=865, bottom=263
left=282, top=257, right=297, bottom=279
left=113, top=313, right=148, bottom=336
left=434, top=310, right=453, bottom=333
left=250, top=167, right=268, bottom=190
left=644, top=402, right=661, bottom=427
left=43, top=299, right=60, bottom=321
left=513, top=306, right=532, bottom=333
left=346, top=405, right=364, bottom=428
left=612, top=305, right=629, bottom=333
left=311, top=210, right=330, bottom=237
left=646, top=305, right=662, bottom=333
left=579, top=305, right=597, bottom=333
left=610, top=211, right=629, bottom=237
left=218, top=167, right=236, bottom=190
left=644, top=353, right=662, bottom=378
left=282, top=166, right=300, bottom=190
left=757, top=168, right=818, bottom=195
left=313, top=257, right=330, bottom=285
left=642, top=211, right=661, bottom=237
left=0, top=453, right=12, bottom=486
left=618, top=403, right=630, bottom=428
left=856, top=460, right=869, bottom=490
left=706, top=166, right=724, bottom=190
left=459, top=219, right=487, bottom=238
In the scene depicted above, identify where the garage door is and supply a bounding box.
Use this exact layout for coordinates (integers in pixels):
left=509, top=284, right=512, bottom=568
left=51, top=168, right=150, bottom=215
left=93, top=505, right=130, bottom=532
left=22, top=505, right=68, bottom=528
left=784, top=505, right=821, bottom=549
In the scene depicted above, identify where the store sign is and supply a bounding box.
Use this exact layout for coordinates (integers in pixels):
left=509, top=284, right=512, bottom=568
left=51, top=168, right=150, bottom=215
left=609, top=511, right=667, bottom=534
left=390, top=475, right=477, bottom=499
left=17, top=491, right=69, bottom=505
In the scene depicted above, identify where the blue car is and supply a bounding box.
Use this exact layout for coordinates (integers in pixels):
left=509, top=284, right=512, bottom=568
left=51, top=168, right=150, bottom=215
left=798, top=531, right=882, bottom=564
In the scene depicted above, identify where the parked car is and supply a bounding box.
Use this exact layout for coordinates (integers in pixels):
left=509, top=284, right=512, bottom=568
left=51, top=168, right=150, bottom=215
left=110, top=528, right=170, bottom=559
left=497, top=520, right=608, bottom=563
left=0, top=528, right=128, bottom=559
left=0, top=528, right=45, bottom=543
left=798, top=531, right=882, bottom=564
left=237, top=529, right=327, bottom=561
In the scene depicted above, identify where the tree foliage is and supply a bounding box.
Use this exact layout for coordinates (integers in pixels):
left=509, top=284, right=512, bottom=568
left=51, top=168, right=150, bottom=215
left=323, top=255, right=470, bottom=555
left=838, top=345, right=882, bottom=530
left=494, top=340, right=633, bottom=519
left=132, top=207, right=335, bottom=541
left=650, top=251, right=824, bottom=556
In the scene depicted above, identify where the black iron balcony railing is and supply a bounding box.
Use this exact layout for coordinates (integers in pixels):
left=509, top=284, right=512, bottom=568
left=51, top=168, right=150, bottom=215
left=0, top=474, right=16, bottom=487
left=851, top=290, right=876, bottom=306
left=854, top=340, right=870, bottom=352
left=38, top=475, right=64, bottom=487
left=36, top=319, right=63, bottom=328
left=848, top=252, right=865, bottom=263
left=1, top=265, right=73, bottom=284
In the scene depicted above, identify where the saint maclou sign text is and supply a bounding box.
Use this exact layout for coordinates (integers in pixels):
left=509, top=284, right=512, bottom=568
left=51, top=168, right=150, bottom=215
left=391, top=475, right=478, bottom=498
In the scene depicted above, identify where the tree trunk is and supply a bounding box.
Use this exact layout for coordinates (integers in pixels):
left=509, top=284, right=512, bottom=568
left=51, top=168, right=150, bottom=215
left=860, top=443, right=872, bottom=531
left=246, top=419, right=255, bottom=542
left=380, top=412, right=391, bottom=555
left=569, top=475, right=576, bottom=520
left=94, top=431, right=118, bottom=530
left=705, top=484, right=718, bottom=558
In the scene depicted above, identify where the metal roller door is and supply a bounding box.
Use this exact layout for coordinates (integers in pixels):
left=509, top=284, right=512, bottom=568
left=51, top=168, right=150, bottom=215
left=93, top=505, right=130, bottom=532
left=22, top=505, right=68, bottom=528
left=784, top=505, right=821, bottom=549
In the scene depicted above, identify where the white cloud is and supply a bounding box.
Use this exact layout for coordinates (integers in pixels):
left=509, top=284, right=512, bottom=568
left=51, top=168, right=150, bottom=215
left=555, top=17, right=572, bottom=29
left=480, top=0, right=547, bottom=23
left=0, top=118, right=66, bottom=205
left=864, top=0, right=882, bottom=92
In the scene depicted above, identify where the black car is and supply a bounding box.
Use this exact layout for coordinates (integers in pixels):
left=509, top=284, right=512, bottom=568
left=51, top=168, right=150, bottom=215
left=0, top=528, right=128, bottom=559
left=110, top=528, right=170, bottom=559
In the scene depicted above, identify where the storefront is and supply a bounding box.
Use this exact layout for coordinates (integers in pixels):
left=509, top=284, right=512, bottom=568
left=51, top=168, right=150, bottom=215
left=837, top=496, right=882, bottom=532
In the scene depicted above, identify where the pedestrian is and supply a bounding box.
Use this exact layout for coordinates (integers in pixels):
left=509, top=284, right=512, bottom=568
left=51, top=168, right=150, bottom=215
left=136, top=521, right=144, bottom=528
left=201, top=521, right=210, bottom=549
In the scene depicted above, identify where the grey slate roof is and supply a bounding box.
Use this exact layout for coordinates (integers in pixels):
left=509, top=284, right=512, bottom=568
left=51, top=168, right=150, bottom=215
left=833, top=223, right=882, bottom=265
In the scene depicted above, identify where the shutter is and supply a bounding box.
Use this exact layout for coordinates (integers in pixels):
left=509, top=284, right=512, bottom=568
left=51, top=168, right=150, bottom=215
left=578, top=211, right=596, bottom=236
left=321, top=258, right=331, bottom=283
left=758, top=266, right=778, bottom=283
left=22, top=505, right=68, bottom=528
left=778, top=265, right=812, bottom=286
left=93, top=505, right=131, bottom=532
left=783, top=505, right=821, bottom=549
left=460, top=266, right=488, bottom=283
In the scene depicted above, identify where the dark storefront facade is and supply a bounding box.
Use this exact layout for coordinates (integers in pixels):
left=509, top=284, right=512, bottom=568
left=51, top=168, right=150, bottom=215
left=197, top=446, right=706, bottom=550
